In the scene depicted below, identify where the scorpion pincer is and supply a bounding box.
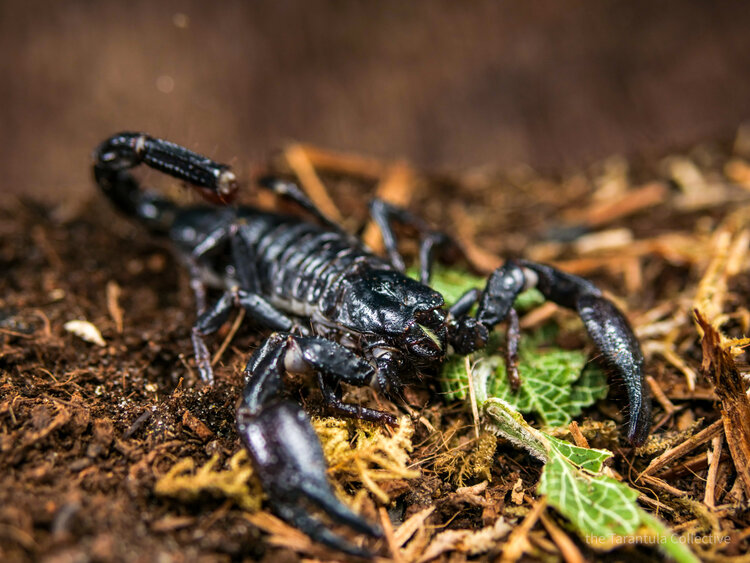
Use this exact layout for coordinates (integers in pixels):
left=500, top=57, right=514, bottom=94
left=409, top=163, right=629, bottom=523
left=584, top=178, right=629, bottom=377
left=93, top=132, right=651, bottom=556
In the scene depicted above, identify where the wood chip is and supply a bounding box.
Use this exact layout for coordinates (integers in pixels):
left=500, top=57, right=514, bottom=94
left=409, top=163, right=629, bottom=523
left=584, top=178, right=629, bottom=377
left=181, top=410, right=213, bottom=440
left=151, top=515, right=195, bottom=532
left=284, top=143, right=343, bottom=223
left=64, top=320, right=106, bottom=347
left=640, top=474, right=689, bottom=497
left=639, top=418, right=724, bottom=477
left=211, top=308, right=245, bottom=367
left=572, top=228, right=633, bottom=255
left=244, top=512, right=334, bottom=558
left=291, top=143, right=386, bottom=179
left=417, top=517, right=511, bottom=563
left=567, top=421, right=589, bottom=449
left=518, top=302, right=558, bottom=330
left=564, top=181, right=668, bottom=227
left=379, top=507, right=403, bottom=563
left=449, top=203, right=502, bottom=274
left=704, top=434, right=724, bottom=509
left=695, top=311, right=750, bottom=497
left=393, top=506, right=435, bottom=548
left=500, top=496, right=546, bottom=563
left=106, top=280, right=124, bottom=333
left=510, top=478, right=525, bottom=505
left=647, top=375, right=676, bottom=415
left=539, top=512, right=585, bottom=563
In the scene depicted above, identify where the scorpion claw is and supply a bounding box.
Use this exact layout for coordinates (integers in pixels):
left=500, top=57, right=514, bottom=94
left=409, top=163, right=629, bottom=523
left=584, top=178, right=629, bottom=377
left=484, top=260, right=652, bottom=445
left=576, top=294, right=651, bottom=445
left=275, top=501, right=378, bottom=558
left=238, top=400, right=381, bottom=556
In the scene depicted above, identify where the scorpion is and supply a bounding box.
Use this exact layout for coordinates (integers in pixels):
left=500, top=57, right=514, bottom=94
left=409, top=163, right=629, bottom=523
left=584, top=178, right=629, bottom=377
left=93, top=132, right=651, bottom=556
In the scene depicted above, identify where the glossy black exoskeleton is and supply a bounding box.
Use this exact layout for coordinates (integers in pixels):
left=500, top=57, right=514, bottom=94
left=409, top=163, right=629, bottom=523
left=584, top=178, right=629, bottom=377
left=93, top=132, right=651, bottom=556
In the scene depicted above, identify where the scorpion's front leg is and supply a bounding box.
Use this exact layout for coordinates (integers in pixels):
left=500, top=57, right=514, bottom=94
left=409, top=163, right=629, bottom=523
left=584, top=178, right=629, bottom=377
left=453, top=259, right=651, bottom=445
left=238, top=333, right=388, bottom=556
left=369, top=199, right=453, bottom=285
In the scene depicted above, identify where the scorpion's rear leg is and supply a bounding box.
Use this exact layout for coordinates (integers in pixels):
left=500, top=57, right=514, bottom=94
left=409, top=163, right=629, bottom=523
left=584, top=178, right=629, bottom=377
left=191, top=289, right=295, bottom=383
left=459, top=259, right=651, bottom=445
left=188, top=225, right=300, bottom=383
left=238, top=333, right=387, bottom=555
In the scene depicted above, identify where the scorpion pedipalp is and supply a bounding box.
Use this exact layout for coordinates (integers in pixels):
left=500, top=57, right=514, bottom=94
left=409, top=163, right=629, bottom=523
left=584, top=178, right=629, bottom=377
left=512, top=260, right=650, bottom=444
left=238, top=333, right=389, bottom=556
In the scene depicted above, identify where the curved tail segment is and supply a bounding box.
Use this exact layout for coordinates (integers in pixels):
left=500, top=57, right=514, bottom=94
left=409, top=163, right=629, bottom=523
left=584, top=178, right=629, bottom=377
left=93, top=132, right=238, bottom=232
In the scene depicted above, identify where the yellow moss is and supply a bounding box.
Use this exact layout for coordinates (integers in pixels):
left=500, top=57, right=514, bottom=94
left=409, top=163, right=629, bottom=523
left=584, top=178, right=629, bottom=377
left=633, top=419, right=703, bottom=456
left=434, top=431, right=498, bottom=487
left=154, top=450, right=263, bottom=511
left=312, top=415, right=420, bottom=504
left=155, top=415, right=419, bottom=511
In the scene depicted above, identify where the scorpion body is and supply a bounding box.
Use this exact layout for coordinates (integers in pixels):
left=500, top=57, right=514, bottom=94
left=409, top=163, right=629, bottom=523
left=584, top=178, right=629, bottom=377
left=94, top=132, right=651, bottom=556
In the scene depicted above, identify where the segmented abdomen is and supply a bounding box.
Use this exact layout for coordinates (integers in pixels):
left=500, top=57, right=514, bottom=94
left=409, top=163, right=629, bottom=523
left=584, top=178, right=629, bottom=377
left=237, top=212, right=389, bottom=316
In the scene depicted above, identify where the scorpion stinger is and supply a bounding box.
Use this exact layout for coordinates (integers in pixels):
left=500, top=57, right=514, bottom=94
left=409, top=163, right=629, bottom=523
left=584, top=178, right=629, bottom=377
left=93, top=132, right=652, bottom=556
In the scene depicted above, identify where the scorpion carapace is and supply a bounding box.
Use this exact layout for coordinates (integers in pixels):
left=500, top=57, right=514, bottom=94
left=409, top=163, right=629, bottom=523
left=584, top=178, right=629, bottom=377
left=93, top=132, right=651, bottom=556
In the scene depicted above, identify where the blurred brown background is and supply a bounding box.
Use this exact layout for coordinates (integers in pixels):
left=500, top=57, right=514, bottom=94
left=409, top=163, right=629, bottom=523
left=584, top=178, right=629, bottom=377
left=2, top=0, right=750, bottom=203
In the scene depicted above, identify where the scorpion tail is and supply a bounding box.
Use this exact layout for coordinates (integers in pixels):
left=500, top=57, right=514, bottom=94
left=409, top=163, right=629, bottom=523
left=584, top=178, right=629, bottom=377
left=93, top=162, right=178, bottom=235
left=93, top=132, right=239, bottom=233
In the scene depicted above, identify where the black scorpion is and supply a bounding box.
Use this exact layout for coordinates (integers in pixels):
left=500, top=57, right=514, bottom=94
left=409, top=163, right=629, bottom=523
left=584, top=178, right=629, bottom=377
left=93, top=132, right=651, bottom=556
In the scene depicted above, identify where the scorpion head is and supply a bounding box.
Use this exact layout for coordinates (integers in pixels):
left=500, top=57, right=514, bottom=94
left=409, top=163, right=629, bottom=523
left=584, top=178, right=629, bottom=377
left=339, top=269, right=447, bottom=361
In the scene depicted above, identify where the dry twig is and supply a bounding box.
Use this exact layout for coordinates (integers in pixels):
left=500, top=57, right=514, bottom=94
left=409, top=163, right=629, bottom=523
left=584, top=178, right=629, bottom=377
left=284, top=143, right=343, bottom=222
left=695, top=311, right=750, bottom=497
left=500, top=496, right=547, bottom=563
left=704, top=434, right=724, bottom=508
left=106, top=280, right=124, bottom=333
left=640, top=419, right=724, bottom=477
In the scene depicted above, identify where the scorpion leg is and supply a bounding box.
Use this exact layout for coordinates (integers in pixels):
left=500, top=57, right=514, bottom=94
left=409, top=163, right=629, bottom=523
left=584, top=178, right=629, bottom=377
left=238, top=333, right=383, bottom=555
left=257, top=176, right=345, bottom=233
left=467, top=259, right=650, bottom=445
left=191, top=289, right=295, bottom=383
left=449, top=287, right=481, bottom=318
left=368, top=199, right=451, bottom=284
left=189, top=224, right=300, bottom=382
left=317, top=373, right=398, bottom=424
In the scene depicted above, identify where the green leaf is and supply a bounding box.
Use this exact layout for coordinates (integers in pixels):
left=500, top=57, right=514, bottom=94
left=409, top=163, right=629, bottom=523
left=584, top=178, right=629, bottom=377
left=545, top=434, right=611, bottom=472
left=407, top=264, right=485, bottom=306
left=440, top=341, right=608, bottom=428
left=482, top=398, right=699, bottom=562
left=569, top=364, right=610, bottom=414
left=539, top=449, right=641, bottom=537
left=488, top=348, right=591, bottom=427
left=430, top=265, right=696, bottom=561
left=483, top=399, right=549, bottom=462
